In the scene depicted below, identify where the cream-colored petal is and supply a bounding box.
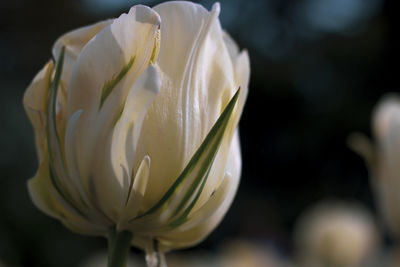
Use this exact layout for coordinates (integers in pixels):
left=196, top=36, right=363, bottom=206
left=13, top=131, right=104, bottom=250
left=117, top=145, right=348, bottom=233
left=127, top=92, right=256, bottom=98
left=66, top=5, right=160, bottom=119
left=89, top=65, right=161, bottom=221
left=118, top=155, right=151, bottom=230
left=223, top=31, right=240, bottom=63
left=155, top=130, right=241, bottom=251
left=23, top=61, right=53, bottom=162
left=52, top=19, right=113, bottom=90
left=136, top=2, right=238, bottom=210
left=64, top=110, right=87, bottom=206
left=126, top=92, right=241, bottom=239
left=184, top=49, right=248, bottom=211
left=108, top=65, right=161, bottom=202
left=46, top=58, right=84, bottom=210
left=233, top=51, right=250, bottom=122
left=172, top=173, right=232, bottom=233
left=63, top=110, right=112, bottom=225
left=52, top=20, right=113, bottom=139
left=190, top=105, right=239, bottom=211
left=222, top=31, right=250, bottom=123
left=28, top=155, right=106, bottom=236
left=224, top=129, right=242, bottom=180
left=192, top=50, right=248, bottom=207
left=63, top=5, right=160, bottom=220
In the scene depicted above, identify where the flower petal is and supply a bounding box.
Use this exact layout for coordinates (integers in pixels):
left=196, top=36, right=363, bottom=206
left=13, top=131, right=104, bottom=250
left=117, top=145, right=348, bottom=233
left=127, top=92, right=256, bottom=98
left=191, top=49, right=248, bottom=209
left=52, top=19, right=113, bottom=90
left=155, top=130, right=241, bottom=251
left=222, top=31, right=250, bottom=124
left=165, top=173, right=231, bottom=233
left=28, top=155, right=105, bottom=236
left=89, top=65, right=161, bottom=221
left=118, top=155, right=151, bottom=229
left=232, top=50, right=250, bottom=122
left=63, top=5, right=161, bottom=220
left=136, top=2, right=238, bottom=210
left=109, top=65, right=161, bottom=197
left=23, top=61, right=53, bottom=162
left=66, top=5, right=160, bottom=119
left=128, top=90, right=240, bottom=241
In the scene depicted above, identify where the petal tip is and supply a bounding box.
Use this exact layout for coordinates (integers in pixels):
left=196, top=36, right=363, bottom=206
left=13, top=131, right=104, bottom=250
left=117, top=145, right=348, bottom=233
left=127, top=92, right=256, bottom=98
left=129, top=4, right=161, bottom=26
left=144, top=155, right=151, bottom=166
left=212, top=2, right=221, bottom=16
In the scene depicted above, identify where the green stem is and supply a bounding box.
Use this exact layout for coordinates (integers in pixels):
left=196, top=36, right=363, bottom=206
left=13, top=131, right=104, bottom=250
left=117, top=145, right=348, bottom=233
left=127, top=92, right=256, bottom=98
left=107, top=227, right=133, bottom=267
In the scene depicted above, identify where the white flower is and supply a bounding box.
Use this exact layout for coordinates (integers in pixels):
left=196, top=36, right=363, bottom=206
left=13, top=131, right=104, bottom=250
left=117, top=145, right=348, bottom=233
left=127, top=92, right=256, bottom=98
left=294, top=201, right=379, bottom=267
left=350, top=94, right=400, bottom=237
left=23, top=1, right=249, bottom=253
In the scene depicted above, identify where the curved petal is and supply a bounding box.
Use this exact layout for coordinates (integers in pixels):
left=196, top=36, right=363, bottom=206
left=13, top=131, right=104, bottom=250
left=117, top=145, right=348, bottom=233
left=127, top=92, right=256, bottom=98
left=28, top=154, right=106, bottom=236
left=220, top=31, right=250, bottom=123
left=189, top=47, right=248, bottom=210
left=191, top=48, right=249, bottom=208
left=222, top=31, right=250, bottom=124
left=170, top=173, right=232, bottom=233
left=195, top=39, right=248, bottom=207
left=233, top=50, right=250, bottom=121
left=52, top=20, right=114, bottom=139
left=108, top=65, right=161, bottom=204
left=222, top=31, right=239, bottom=65
left=127, top=90, right=240, bottom=236
left=156, top=131, right=241, bottom=251
left=224, top=130, right=242, bottom=181
left=118, top=155, right=151, bottom=229
left=66, top=5, right=160, bottom=119
left=90, top=65, right=161, bottom=221
left=52, top=19, right=113, bottom=90
left=136, top=2, right=238, bottom=210
left=23, top=61, right=53, bottom=162
left=64, top=5, right=161, bottom=220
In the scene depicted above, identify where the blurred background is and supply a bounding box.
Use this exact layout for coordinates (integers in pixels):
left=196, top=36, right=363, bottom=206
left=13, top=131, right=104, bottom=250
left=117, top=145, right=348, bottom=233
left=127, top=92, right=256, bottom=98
left=0, top=0, right=398, bottom=266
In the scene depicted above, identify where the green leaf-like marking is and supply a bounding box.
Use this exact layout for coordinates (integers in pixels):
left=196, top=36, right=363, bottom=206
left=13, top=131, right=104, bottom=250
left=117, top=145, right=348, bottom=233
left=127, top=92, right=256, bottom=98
left=169, top=167, right=210, bottom=228
left=46, top=47, right=88, bottom=219
left=46, top=47, right=68, bottom=196
left=99, top=56, right=135, bottom=109
left=134, top=88, right=241, bottom=225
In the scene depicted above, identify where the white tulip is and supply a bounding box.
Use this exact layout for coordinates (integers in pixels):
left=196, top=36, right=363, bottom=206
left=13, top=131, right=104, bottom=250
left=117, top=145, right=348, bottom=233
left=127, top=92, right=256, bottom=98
left=350, top=94, right=400, bottom=237
left=23, top=1, right=249, bottom=261
left=294, top=201, right=379, bottom=267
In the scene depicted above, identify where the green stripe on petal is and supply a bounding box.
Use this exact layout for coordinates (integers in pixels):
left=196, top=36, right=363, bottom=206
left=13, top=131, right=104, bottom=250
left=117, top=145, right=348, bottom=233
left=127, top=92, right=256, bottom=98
left=46, top=47, right=88, bottom=218
left=169, top=167, right=210, bottom=228
left=46, top=46, right=69, bottom=196
left=135, top=88, right=241, bottom=222
left=99, top=56, right=135, bottom=109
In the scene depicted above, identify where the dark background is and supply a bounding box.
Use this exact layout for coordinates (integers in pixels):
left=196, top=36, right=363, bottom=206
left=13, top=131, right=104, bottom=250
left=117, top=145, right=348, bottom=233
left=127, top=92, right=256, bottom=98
left=0, top=0, right=397, bottom=266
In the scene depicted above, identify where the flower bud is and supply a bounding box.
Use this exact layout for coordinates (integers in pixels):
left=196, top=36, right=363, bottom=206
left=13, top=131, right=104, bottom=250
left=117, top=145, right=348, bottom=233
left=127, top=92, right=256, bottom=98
left=23, top=1, right=249, bottom=252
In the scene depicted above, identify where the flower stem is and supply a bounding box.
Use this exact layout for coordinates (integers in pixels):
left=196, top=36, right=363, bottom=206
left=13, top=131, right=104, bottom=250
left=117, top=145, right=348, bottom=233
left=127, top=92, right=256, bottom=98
left=145, top=239, right=167, bottom=267
left=107, top=227, right=133, bottom=267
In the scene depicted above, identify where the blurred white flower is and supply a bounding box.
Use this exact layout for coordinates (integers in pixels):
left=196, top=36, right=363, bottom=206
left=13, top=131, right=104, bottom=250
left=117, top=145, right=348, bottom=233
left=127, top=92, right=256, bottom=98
left=349, top=94, right=400, bottom=237
left=294, top=201, right=379, bottom=267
